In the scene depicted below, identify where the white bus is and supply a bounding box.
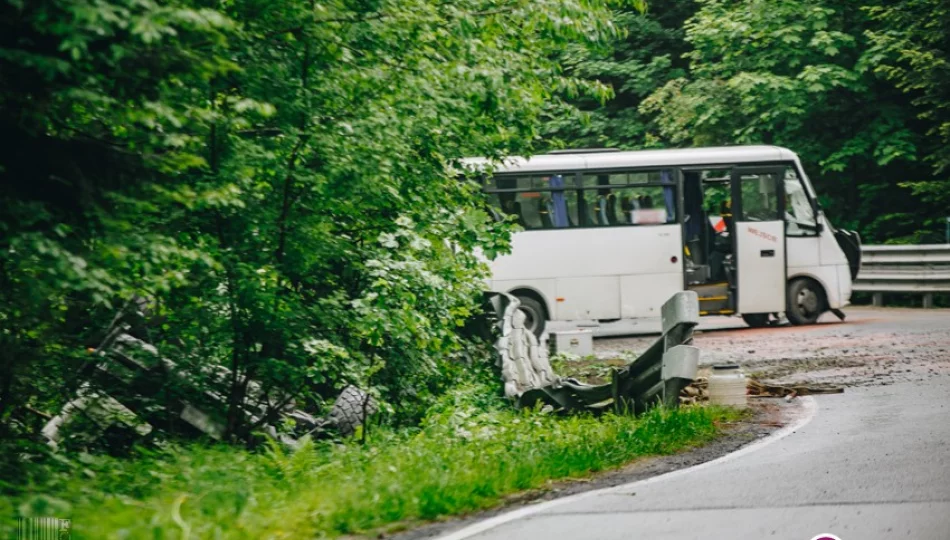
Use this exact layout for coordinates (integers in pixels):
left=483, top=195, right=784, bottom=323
left=469, top=146, right=862, bottom=337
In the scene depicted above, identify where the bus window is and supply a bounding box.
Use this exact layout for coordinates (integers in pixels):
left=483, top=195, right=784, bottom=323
left=623, top=187, right=670, bottom=224
left=488, top=192, right=544, bottom=229
left=549, top=174, right=574, bottom=228
left=784, top=168, right=818, bottom=236
left=578, top=174, right=612, bottom=226
left=737, top=173, right=780, bottom=221
left=486, top=176, right=541, bottom=191
left=580, top=174, right=676, bottom=226
left=488, top=192, right=523, bottom=227
left=489, top=170, right=676, bottom=229
left=486, top=173, right=575, bottom=229
left=577, top=189, right=617, bottom=226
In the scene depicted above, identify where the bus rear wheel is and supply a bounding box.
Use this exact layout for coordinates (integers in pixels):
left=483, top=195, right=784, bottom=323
left=741, top=313, right=771, bottom=328
left=786, top=278, right=825, bottom=326
left=514, top=295, right=547, bottom=340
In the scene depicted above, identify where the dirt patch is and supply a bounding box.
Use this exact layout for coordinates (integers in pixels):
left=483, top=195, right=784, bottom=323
left=552, top=356, right=627, bottom=385
left=380, top=399, right=791, bottom=540
left=594, top=308, right=950, bottom=389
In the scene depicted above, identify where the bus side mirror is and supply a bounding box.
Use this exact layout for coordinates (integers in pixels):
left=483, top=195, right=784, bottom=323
left=796, top=222, right=824, bottom=234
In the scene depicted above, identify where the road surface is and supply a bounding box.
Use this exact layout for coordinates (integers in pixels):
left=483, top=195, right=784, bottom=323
left=439, top=307, right=950, bottom=540
left=440, top=377, right=950, bottom=540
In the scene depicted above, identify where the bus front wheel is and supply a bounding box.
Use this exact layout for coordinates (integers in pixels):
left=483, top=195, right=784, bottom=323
left=514, top=295, right=547, bottom=340
left=786, top=278, right=825, bottom=326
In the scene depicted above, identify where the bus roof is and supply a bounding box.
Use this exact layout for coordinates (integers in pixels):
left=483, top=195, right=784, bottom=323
left=464, top=145, right=798, bottom=174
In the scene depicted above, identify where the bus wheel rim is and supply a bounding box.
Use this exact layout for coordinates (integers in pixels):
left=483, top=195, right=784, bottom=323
left=797, top=288, right=819, bottom=314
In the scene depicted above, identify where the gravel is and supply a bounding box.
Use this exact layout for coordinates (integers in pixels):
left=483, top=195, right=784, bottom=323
left=594, top=306, right=950, bottom=388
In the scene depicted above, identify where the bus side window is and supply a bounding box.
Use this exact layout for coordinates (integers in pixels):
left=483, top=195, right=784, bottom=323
left=486, top=192, right=549, bottom=230
left=577, top=190, right=601, bottom=226
left=488, top=172, right=677, bottom=230
left=515, top=192, right=544, bottom=229
left=613, top=186, right=672, bottom=225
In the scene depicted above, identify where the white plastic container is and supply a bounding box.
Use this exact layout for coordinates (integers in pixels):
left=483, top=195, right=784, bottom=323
left=707, top=364, right=748, bottom=407
left=549, top=329, right=593, bottom=357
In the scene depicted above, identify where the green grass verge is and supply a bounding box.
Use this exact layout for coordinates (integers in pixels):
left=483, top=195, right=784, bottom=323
left=4, top=388, right=745, bottom=539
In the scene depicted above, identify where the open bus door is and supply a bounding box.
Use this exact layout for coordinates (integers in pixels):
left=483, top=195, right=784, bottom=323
left=730, top=167, right=786, bottom=315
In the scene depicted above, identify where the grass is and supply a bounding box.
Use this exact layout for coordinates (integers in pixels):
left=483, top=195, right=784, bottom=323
left=4, top=386, right=745, bottom=539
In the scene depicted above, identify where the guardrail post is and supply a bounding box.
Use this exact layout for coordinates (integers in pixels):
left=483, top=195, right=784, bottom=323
left=872, top=292, right=884, bottom=307
left=923, top=293, right=934, bottom=309
left=661, top=345, right=700, bottom=408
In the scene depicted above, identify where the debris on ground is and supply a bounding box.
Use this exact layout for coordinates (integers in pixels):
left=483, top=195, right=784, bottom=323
left=680, top=377, right=843, bottom=404
left=746, top=380, right=844, bottom=397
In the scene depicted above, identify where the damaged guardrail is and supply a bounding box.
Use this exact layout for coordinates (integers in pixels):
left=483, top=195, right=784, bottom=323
left=45, top=290, right=700, bottom=451
left=487, top=290, right=700, bottom=414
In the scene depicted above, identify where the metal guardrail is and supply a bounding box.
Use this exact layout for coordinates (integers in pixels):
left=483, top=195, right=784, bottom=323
left=487, top=291, right=699, bottom=414
left=853, top=244, right=950, bottom=308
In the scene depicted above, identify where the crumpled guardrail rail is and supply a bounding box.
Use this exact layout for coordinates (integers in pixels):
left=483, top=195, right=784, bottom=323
left=485, top=291, right=700, bottom=414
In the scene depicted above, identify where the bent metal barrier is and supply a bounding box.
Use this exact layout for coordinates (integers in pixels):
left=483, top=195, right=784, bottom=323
left=487, top=291, right=700, bottom=414
left=41, top=299, right=376, bottom=449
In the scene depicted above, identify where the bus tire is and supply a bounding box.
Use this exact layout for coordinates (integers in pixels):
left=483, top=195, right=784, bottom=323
left=786, top=278, right=825, bottom=326
left=741, top=313, right=771, bottom=328
left=514, top=295, right=547, bottom=339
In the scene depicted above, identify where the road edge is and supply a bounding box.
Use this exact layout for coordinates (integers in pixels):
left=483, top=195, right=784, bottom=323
left=434, top=396, right=819, bottom=540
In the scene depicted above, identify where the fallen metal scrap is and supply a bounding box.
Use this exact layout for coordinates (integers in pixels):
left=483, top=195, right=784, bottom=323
left=486, top=291, right=701, bottom=414
left=41, top=299, right=374, bottom=450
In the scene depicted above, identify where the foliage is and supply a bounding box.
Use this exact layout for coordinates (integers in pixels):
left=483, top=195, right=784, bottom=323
left=636, top=0, right=932, bottom=240
left=553, top=0, right=950, bottom=243
left=1, top=0, right=625, bottom=443
left=866, top=0, right=950, bottom=218
left=1, top=0, right=232, bottom=439
left=545, top=0, right=690, bottom=148
left=1, top=390, right=742, bottom=538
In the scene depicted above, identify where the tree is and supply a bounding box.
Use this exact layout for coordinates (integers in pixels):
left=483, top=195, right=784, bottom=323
left=0, top=0, right=230, bottom=431
left=866, top=0, right=950, bottom=227
left=545, top=0, right=677, bottom=149
left=1, top=0, right=623, bottom=443
left=639, top=0, right=933, bottom=242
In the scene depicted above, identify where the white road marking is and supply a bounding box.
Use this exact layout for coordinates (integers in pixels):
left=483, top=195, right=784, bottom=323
left=434, top=397, right=819, bottom=540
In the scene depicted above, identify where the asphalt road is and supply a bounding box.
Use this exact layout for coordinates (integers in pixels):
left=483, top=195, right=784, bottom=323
left=440, top=377, right=950, bottom=540
left=439, top=308, right=950, bottom=540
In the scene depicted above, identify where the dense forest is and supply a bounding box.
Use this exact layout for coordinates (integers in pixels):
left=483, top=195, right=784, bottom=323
left=555, top=0, right=950, bottom=244
left=2, top=0, right=949, bottom=457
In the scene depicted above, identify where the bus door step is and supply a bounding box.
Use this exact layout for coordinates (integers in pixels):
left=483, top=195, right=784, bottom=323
left=692, top=282, right=732, bottom=314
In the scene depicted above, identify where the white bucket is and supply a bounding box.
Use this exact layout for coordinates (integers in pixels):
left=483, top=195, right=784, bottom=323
left=708, top=364, right=748, bottom=407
